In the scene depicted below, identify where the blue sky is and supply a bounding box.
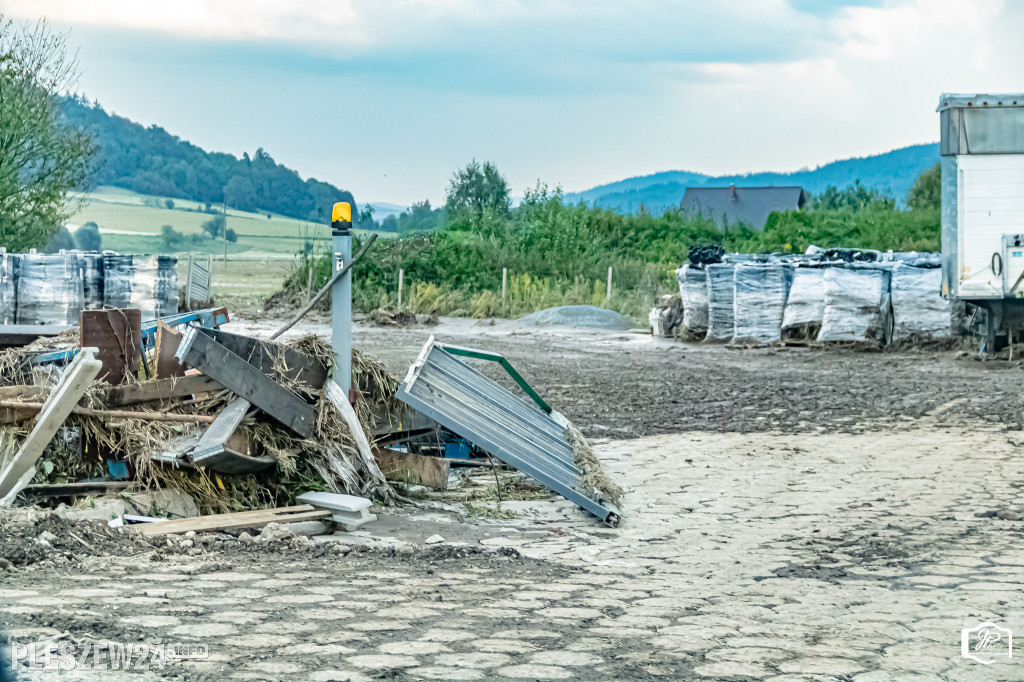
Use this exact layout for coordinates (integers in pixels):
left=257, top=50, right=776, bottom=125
left=1, top=0, right=1021, bottom=207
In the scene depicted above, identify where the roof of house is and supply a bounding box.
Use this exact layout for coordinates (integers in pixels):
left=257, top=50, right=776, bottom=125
left=679, top=186, right=806, bottom=231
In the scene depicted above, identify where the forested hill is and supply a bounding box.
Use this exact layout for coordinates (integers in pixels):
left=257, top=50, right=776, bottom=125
left=61, top=97, right=355, bottom=221
left=564, top=143, right=939, bottom=213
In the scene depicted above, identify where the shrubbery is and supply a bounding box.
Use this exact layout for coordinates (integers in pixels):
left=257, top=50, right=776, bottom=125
left=281, top=163, right=942, bottom=323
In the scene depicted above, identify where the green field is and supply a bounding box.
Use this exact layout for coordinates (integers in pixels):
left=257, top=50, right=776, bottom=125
left=69, top=186, right=382, bottom=259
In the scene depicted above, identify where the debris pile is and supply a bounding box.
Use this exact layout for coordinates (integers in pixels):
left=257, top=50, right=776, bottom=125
left=0, top=311, right=395, bottom=521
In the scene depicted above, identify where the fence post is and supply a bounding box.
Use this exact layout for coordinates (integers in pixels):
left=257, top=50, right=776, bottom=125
left=306, top=266, right=314, bottom=300
left=185, top=254, right=194, bottom=308
left=606, top=266, right=613, bottom=305
left=398, top=268, right=404, bottom=311
left=502, top=268, right=507, bottom=301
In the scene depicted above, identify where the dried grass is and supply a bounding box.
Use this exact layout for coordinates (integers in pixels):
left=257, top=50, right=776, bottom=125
left=565, top=421, right=623, bottom=508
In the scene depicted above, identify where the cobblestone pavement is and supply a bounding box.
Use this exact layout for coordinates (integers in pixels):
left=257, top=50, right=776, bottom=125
left=3, top=416, right=1023, bottom=680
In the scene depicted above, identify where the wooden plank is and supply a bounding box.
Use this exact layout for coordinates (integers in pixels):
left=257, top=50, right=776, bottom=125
left=0, top=348, right=103, bottom=503
left=136, top=505, right=331, bottom=536
left=374, top=447, right=450, bottom=490
left=22, top=481, right=131, bottom=497
left=196, top=327, right=328, bottom=392
left=103, top=375, right=223, bottom=408
left=153, top=322, right=186, bottom=379
left=180, top=330, right=316, bottom=438
left=326, top=382, right=375, bottom=463
left=80, top=309, right=142, bottom=384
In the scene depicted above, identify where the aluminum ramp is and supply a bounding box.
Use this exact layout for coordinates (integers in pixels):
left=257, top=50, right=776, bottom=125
left=396, top=337, right=621, bottom=526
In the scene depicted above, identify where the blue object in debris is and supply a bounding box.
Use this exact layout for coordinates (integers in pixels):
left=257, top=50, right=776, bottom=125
left=444, top=440, right=473, bottom=459
left=107, top=460, right=129, bottom=480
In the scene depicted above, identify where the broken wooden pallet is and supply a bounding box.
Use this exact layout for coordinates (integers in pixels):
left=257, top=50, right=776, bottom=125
left=135, top=505, right=331, bottom=536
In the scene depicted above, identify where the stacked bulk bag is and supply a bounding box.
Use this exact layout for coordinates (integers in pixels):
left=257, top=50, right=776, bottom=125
left=890, top=265, right=953, bottom=343
left=677, top=265, right=708, bottom=340
left=0, top=252, right=18, bottom=324
left=781, top=267, right=827, bottom=341
left=704, top=263, right=735, bottom=342
left=16, top=253, right=84, bottom=325
left=104, top=254, right=178, bottom=320
left=732, top=263, right=790, bottom=344
left=82, top=253, right=105, bottom=310
left=818, top=266, right=891, bottom=345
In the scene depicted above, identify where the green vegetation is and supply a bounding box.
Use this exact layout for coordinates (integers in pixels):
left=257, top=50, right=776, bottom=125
left=0, top=18, right=95, bottom=251
left=284, top=161, right=943, bottom=324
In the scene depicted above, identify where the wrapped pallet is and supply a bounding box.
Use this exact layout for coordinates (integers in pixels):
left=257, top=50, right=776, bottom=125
left=890, top=265, right=952, bottom=343
left=0, top=252, right=18, bottom=324
left=732, top=263, right=791, bottom=344
left=676, top=265, right=708, bottom=340
left=704, top=263, right=735, bottom=342
left=15, top=253, right=84, bottom=325
left=818, top=266, right=891, bottom=345
left=781, top=267, right=827, bottom=341
left=104, top=254, right=179, bottom=320
left=82, top=253, right=105, bottom=310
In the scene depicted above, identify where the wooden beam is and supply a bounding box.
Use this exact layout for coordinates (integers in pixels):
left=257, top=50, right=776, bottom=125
left=196, top=328, right=328, bottom=392
left=22, top=481, right=131, bottom=497
left=0, top=401, right=218, bottom=424
left=179, top=329, right=316, bottom=438
left=103, top=375, right=222, bottom=407
left=135, top=505, right=331, bottom=536
left=0, top=348, right=103, bottom=504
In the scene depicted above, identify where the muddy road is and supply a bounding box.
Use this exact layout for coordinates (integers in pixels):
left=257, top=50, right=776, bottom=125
left=239, top=315, right=1023, bottom=438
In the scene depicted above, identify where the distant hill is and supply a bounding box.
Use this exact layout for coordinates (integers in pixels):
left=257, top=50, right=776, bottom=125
left=564, top=143, right=940, bottom=213
left=61, top=96, right=357, bottom=222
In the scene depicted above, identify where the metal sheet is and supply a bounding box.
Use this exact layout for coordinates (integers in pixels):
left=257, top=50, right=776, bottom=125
left=395, top=337, right=621, bottom=526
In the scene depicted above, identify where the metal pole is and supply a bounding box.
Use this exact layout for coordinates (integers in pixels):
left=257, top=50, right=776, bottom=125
left=223, top=202, right=228, bottom=263
left=398, top=268, right=404, bottom=311
left=502, top=268, right=507, bottom=301
left=331, top=202, right=353, bottom=398
left=606, top=266, right=613, bottom=305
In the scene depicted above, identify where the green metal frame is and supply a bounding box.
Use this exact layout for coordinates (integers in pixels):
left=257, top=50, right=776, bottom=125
left=439, top=343, right=552, bottom=414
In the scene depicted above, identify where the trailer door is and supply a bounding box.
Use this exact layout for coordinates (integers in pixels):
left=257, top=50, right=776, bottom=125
left=957, top=154, right=1024, bottom=298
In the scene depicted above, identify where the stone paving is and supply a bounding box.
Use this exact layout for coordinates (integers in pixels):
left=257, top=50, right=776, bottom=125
left=3, top=418, right=1024, bottom=680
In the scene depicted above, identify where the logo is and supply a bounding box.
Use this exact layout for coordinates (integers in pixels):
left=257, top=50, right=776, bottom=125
left=962, top=623, right=1012, bottom=664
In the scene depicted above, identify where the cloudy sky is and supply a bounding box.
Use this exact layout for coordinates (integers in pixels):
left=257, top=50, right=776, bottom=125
left=2, top=0, right=1021, bottom=206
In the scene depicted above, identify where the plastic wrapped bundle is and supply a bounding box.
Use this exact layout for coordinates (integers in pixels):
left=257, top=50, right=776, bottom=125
left=818, top=266, right=892, bottom=345
left=732, top=263, right=791, bottom=344
left=82, top=253, right=104, bottom=310
left=104, top=254, right=179, bottom=320
left=0, top=252, right=18, bottom=324
left=704, top=263, right=735, bottom=342
left=890, top=265, right=952, bottom=343
left=15, top=254, right=84, bottom=325
left=781, top=267, right=827, bottom=341
left=677, top=265, right=708, bottom=340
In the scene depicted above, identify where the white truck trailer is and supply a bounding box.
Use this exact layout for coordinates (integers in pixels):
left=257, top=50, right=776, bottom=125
left=939, top=94, right=1024, bottom=349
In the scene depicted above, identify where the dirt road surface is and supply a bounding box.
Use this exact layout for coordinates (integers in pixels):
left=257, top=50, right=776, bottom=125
left=3, top=317, right=1023, bottom=681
